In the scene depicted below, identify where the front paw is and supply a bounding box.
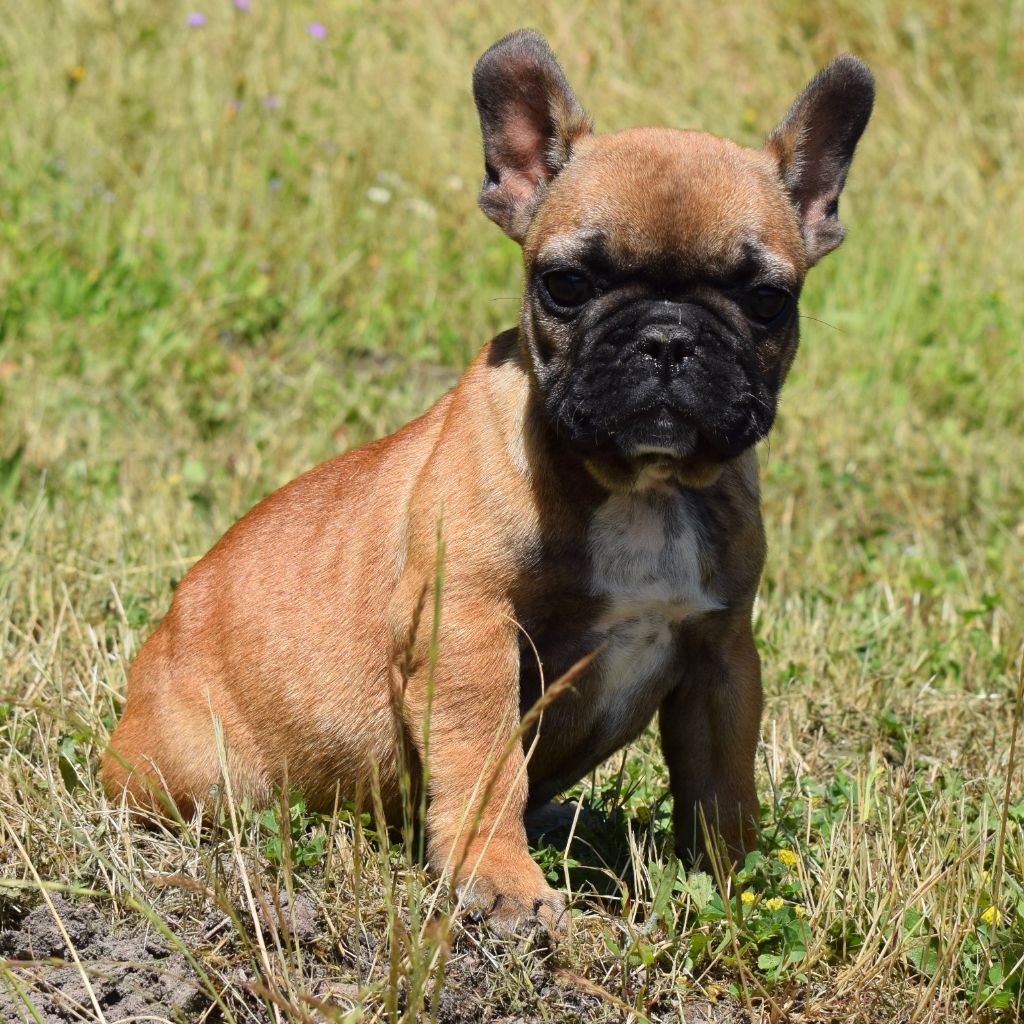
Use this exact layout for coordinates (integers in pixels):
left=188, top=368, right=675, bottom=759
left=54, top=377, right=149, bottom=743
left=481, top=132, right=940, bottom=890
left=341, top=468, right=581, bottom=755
left=457, top=860, right=567, bottom=935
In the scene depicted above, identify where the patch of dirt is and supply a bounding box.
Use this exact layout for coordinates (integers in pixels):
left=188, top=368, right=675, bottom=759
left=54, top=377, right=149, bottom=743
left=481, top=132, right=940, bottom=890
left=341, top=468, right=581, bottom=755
left=0, top=894, right=206, bottom=1023
left=259, top=887, right=320, bottom=945
left=425, top=928, right=750, bottom=1024
left=0, top=892, right=749, bottom=1023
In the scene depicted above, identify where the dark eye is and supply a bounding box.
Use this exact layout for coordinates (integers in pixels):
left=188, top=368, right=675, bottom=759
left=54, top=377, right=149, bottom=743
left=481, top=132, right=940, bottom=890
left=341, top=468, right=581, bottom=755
left=543, top=271, right=595, bottom=309
left=745, top=286, right=791, bottom=324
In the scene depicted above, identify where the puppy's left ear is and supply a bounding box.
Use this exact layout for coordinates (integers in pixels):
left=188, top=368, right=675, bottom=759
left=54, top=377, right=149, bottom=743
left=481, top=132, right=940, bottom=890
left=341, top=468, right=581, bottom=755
left=765, top=55, right=874, bottom=266
left=473, top=30, right=592, bottom=243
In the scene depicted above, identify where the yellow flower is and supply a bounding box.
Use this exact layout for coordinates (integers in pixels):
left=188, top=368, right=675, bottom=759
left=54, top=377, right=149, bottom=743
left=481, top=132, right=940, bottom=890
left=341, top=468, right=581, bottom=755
left=980, top=906, right=1002, bottom=927
left=740, top=890, right=757, bottom=905
left=66, top=65, right=86, bottom=84
left=776, top=848, right=799, bottom=868
left=794, top=904, right=807, bottom=918
left=765, top=897, right=784, bottom=911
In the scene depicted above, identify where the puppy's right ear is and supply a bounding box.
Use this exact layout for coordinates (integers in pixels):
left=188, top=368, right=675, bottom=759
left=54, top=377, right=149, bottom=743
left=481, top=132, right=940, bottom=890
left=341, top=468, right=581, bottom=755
left=473, top=30, right=592, bottom=243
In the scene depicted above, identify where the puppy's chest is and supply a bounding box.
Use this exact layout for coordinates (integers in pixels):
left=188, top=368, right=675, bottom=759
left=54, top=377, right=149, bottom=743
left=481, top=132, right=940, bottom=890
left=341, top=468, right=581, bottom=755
left=584, top=490, right=722, bottom=718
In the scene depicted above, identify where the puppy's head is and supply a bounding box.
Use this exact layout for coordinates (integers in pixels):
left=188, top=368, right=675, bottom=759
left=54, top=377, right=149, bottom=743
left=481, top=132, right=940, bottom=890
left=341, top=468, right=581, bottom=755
left=473, top=30, right=873, bottom=490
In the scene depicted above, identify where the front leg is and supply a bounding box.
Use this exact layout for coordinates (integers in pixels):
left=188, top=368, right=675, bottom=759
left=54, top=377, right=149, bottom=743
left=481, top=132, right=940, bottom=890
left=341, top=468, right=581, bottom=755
left=660, top=619, right=762, bottom=865
left=395, top=595, right=564, bottom=934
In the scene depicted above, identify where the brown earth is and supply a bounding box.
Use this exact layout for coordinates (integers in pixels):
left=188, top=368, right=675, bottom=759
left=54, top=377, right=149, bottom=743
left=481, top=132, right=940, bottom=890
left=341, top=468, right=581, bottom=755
left=0, top=894, right=205, bottom=1022
left=0, top=892, right=748, bottom=1023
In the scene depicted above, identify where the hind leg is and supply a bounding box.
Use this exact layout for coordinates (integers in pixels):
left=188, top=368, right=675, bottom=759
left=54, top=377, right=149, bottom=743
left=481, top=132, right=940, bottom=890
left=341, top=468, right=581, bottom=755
left=102, top=696, right=223, bottom=819
left=101, top=632, right=266, bottom=819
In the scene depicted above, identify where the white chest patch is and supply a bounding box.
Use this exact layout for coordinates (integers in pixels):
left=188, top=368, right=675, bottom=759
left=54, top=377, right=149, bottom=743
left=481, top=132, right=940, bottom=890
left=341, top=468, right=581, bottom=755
left=587, top=488, right=722, bottom=724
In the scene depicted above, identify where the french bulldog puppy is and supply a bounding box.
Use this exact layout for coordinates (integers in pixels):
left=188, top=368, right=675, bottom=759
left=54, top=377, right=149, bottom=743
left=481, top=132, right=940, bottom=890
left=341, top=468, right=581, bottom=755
left=103, top=31, right=873, bottom=933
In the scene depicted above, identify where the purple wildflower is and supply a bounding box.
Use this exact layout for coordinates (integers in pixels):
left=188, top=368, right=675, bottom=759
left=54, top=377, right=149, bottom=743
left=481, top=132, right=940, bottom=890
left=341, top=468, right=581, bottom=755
left=263, top=94, right=280, bottom=109
left=233, top=0, right=251, bottom=9
left=306, top=21, right=327, bottom=39
left=187, top=11, right=207, bottom=27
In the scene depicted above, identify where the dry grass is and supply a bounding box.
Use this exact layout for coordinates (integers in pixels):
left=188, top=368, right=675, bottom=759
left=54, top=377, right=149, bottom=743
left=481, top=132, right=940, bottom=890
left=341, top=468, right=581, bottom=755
left=1, top=1, right=1023, bottom=1021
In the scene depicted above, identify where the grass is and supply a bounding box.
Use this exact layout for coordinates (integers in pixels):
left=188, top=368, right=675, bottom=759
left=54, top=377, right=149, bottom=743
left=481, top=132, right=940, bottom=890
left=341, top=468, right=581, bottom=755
left=1, top=0, right=1023, bottom=1020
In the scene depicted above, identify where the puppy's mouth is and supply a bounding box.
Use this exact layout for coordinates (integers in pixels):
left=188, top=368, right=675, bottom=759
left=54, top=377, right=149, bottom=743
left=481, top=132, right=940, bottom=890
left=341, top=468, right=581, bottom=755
left=563, top=404, right=734, bottom=489
left=550, top=387, right=763, bottom=489
left=626, top=429, right=721, bottom=487
left=608, top=405, right=731, bottom=469
left=621, top=407, right=700, bottom=461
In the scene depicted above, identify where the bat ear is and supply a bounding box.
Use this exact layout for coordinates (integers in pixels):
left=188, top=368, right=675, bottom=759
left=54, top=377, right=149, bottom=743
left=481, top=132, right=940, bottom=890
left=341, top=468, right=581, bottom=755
left=764, top=55, right=875, bottom=266
left=473, top=30, right=592, bottom=243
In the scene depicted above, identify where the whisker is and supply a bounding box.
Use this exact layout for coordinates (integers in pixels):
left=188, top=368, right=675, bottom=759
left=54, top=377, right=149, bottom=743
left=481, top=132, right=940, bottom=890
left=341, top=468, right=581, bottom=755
left=739, top=387, right=773, bottom=413
left=799, top=313, right=843, bottom=332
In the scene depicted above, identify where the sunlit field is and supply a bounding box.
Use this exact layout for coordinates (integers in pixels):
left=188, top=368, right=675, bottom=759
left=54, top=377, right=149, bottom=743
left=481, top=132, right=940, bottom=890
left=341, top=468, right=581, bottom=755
left=1, top=1, right=1023, bottom=1021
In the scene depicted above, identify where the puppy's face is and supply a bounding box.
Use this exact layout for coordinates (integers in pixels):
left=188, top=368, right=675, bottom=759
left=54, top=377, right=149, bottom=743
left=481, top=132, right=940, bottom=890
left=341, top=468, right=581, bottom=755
left=522, top=130, right=805, bottom=488
left=473, top=32, right=873, bottom=490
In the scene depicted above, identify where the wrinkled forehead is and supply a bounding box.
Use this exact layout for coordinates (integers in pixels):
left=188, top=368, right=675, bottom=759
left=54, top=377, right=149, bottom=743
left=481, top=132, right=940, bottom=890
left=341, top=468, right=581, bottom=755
left=525, top=128, right=806, bottom=282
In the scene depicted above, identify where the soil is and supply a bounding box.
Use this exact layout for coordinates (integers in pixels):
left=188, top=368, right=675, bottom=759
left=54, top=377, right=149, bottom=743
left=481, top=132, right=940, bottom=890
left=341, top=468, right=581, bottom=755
left=0, top=894, right=205, bottom=1023
left=0, top=892, right=748, bottom=1023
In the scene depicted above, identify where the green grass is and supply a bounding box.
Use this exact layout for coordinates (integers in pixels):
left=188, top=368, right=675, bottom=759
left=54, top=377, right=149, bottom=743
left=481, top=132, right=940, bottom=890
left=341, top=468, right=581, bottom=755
left=2, top=1, right=1023, bottom=1021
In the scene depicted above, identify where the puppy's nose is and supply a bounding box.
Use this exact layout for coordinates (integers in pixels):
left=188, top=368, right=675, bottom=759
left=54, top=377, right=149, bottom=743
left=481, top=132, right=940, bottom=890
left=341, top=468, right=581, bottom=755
left=635, top=326, right=694, bottom=377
